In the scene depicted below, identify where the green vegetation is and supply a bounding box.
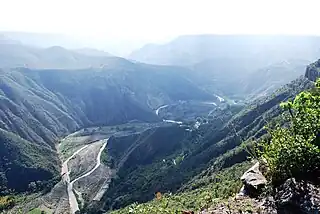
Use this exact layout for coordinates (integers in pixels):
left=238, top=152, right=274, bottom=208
left=100, top=126, right=191, bottom=210
left=27, top=208, right=47, bottom=214
left=104, top=63, right=320, bottom=213
left=0, top=64, right=211, bottom=151
left=107, top=78, right=320, bottom=213
left=260, top=79, right=320, bottom=184
left=0, top=128, right=59, bottom=193
left=1, top=36, right=319, bottom=213
left=110, top=162, right=250, bottom=214
left=92, top=75, right=312, bottom=212
left=0, top=196, right=15, bottom=211
left=0, top=64, right=212, bottom=195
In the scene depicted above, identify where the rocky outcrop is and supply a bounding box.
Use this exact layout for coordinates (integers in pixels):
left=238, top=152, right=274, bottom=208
left=240, top=162, right=267, bottom=197
left=275, top=178, right=320, bottom=214
left=198, top=197, right=276, bottom=214
left=199, top=160, right=320, bottom=214
left=305, top=59, right=320, bottom=82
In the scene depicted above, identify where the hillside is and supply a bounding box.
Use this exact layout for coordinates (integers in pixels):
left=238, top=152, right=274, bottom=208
left=107, top=60, right=320, bottom=214
left=2, top=60, right=313, bottom=213
left=0, top=128, right=59, bottom=193
left=0, top=61, right=214, bottom=194
left=0, top=34, right=318, bottom=214
left=71, top=62, right=316, bottom=213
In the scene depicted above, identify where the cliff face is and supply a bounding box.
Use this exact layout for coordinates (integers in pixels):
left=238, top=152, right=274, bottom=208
left=305, top=59, right=320, bottom=81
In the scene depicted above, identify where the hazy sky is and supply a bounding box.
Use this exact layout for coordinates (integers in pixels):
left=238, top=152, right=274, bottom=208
left=1, top=0, right=320, bottom=39
left=1, top=0, right=320, bottom=55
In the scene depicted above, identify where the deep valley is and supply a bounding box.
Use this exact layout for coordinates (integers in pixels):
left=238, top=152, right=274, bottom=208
left=0, top=32, right=319, bottom=214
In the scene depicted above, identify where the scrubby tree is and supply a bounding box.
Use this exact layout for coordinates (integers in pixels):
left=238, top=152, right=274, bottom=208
left=260, top=79, right=320, bottom=184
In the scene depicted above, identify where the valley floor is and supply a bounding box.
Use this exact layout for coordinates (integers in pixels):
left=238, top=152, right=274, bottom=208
left=7, top=122, right=170, bottom=214
left=6, top=133, right=113, bottom=214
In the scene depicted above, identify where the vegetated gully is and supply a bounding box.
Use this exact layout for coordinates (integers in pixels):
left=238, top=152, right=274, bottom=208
left=61, top=138, right=108, bottom=214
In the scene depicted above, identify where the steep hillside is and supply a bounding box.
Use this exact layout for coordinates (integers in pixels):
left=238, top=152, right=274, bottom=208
left=0, top=128, right=59, bottom=193
left=107, top=61, right=319, bottom=214
left=81, top=62, right=316, bottom=213
left=0, top=61, right=213, bottom=193
left=99, top=126, right=192, bottom=209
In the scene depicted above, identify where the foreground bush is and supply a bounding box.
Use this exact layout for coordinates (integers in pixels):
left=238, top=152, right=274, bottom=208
left=261, top=79, right=320, bottom=184
left=0, top=196, right=15, bottom=211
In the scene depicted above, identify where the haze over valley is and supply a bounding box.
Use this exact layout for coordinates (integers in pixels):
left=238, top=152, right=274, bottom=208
left=0, top=1, right=320, bottom=214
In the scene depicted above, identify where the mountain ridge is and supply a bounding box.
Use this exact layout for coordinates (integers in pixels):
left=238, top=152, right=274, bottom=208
left=130, top=34, right=320, bottom=65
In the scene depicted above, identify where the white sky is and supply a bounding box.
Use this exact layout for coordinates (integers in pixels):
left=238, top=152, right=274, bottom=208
left=1, top=0, right=320, bottom=41
left=0, top=0, right=320, bottom=55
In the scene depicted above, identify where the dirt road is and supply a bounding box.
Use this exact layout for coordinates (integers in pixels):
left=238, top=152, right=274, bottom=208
left=61, top=139, right=108, bottom=214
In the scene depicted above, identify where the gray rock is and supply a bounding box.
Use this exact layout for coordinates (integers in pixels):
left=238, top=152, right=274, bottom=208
left=240, top=162, right=267, bottom=197
left=275, top=178, right=320, bottom=214
left=236, top=186, right=247, bottom=199
left=305, top=59, right=320, bottom=82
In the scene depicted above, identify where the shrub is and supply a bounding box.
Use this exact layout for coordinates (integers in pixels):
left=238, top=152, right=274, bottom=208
left=260, top=79, right=320, bottom=185
left=0, top=196, right=15, bottom=211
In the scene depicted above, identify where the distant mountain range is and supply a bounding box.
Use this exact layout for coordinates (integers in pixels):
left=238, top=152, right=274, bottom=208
left=130, top=35, right=320, bottom=65
left=0, top=31, right=86, bottom=49
left=0, top=42, right=112, bottom=69
left=1, top=34, right=317, bottom=98
left=130, top=35, right=320, bottom=98
left=0, top=31, right=147, bottom=57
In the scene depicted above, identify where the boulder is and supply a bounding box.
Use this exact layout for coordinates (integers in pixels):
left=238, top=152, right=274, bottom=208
left=240, top=162, right=267, bottom=197
left=235, top=186, right=247, bottom=199
left=275, top=178, right=320, bottom=213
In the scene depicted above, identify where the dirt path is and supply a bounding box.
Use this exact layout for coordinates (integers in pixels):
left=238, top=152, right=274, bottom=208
left=70, top=140, right=108, bottom=186
left=61, top=139, right=108, bottom=214
left=61, top=145, right=88, bottom=214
